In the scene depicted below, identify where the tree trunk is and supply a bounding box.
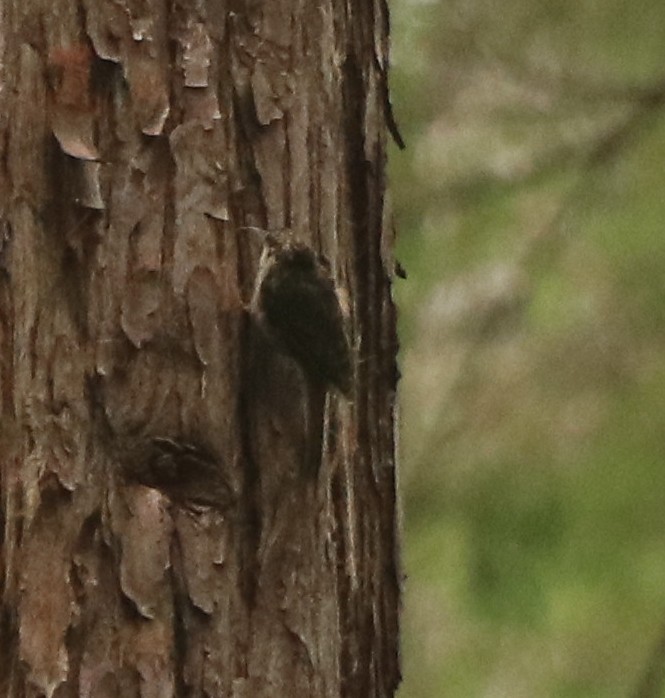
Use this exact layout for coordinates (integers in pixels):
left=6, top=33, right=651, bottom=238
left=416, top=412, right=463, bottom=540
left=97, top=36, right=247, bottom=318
left=0, top=2, right=400, bottom=697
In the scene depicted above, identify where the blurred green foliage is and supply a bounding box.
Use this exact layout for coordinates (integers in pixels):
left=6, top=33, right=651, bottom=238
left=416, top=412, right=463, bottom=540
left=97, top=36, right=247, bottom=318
left=390, top=1, right=665, bottom=696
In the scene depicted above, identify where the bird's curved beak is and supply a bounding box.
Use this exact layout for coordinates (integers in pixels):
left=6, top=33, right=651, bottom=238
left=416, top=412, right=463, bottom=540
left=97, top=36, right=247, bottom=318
left=239, top=226, right=278, bottom=247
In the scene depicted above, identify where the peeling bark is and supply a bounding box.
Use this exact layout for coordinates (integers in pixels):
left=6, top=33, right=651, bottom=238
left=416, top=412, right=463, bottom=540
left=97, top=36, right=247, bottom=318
left=0, top=1, right=400, bottom=697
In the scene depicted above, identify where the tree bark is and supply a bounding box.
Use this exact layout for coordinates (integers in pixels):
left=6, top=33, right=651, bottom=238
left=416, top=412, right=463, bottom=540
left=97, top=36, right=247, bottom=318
left=0, top=1, right=400, bottom=697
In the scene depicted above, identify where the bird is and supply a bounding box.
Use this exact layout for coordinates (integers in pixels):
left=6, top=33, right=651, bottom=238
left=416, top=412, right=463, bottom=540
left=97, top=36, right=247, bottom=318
left=244, top=226, right=353, bottom=477
left=247, top=227, right=352, bottom=395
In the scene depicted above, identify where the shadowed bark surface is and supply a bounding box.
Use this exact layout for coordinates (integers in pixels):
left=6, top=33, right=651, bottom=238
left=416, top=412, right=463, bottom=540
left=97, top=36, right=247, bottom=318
left=0, top=1, right=400, bottom=696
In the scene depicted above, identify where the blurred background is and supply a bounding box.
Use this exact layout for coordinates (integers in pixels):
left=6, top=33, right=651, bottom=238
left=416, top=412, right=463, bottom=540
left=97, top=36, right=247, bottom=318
left=389, top=1, right=665, bottom=696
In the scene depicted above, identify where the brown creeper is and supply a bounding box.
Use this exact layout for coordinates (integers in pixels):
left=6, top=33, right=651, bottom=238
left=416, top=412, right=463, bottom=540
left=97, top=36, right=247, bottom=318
left=249, top=229, right=352, bottom=395
left=246, top=228, right=352, bottom=477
